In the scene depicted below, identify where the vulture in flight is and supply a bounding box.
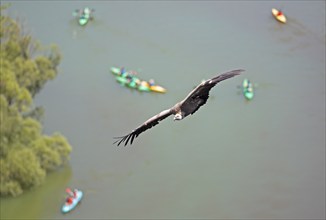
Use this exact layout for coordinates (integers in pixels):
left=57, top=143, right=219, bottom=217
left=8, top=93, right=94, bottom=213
left=114, top=69, right=244, bottom=146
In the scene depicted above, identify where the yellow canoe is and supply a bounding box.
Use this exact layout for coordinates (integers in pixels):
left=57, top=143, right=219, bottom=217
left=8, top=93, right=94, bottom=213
left=150, top=85, right=167, bottom=93
left=272, top=8, right=286, bottom=24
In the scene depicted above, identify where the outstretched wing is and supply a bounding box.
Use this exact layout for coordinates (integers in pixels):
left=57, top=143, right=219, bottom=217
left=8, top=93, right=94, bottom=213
left=179, top=69, right=244, bottom=117
left=114, top=109, right=173, bottom=146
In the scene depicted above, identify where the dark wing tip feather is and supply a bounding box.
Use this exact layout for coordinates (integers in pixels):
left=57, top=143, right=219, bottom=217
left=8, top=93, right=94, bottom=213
left=232, top=69, right=245, bottom=76
left=113, top=126, right=149, bottom=146
left=113, top=109, right=172, bottom=147
left=113, top=121, right=156, bottom=146
left=113, top=133, right=133, bottom=146
left=211, top=69, right=244, bottom=83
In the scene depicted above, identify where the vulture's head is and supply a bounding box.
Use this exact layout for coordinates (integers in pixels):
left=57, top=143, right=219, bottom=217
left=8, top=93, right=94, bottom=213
left=173, top=113, right=183, bottom=121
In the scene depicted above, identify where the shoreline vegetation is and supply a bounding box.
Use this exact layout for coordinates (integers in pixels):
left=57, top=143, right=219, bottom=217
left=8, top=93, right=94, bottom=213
left=0, top=4, right=72, bottom=197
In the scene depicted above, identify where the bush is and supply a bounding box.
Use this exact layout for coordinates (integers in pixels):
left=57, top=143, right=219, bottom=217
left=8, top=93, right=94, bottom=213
left=0, top=6, right=72, bottom=197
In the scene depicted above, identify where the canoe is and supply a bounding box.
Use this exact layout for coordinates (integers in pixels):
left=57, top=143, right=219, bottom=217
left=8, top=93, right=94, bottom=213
left=126, top=79, right=138, bottom=89
left=61, top=190, right=83, bottom=213
left=150, top=85, right=166, bottom=93
left=79, top=15, right=89, bottom=26
left=111, top=67, right=122, bottom=76
left=272, top=8, right=286, bottom=23
left=115, top=76, right=138, bottom=88
left=116, top=75, right=128, bottom=85
left=242, top=79, right=254, bottom=100
left=244, top=89, right=254, bottom=100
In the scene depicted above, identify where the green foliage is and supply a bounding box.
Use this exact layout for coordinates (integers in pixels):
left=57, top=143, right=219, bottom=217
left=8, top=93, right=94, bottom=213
left=23, top=106, right=45, bottom=124
left=0, top=8, right=72, bottom=197
left=7, top=148, right=46, bottom=189
left=32, top=134, right=72, bottom=172
left=0, top=159, right=23, bottom=197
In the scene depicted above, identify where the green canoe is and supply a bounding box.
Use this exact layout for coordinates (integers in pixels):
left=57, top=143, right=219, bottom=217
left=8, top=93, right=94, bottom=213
left=78, top=17, right=88, bottom=26
left=242, top=78, right=254, bottom=100
left=111, top=67, right=121, bottom=76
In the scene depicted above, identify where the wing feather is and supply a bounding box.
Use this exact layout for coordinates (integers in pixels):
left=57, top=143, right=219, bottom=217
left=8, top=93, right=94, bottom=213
left=179, top=69, right=244, bottom=117
left=114, top=108, right=173, bottom=146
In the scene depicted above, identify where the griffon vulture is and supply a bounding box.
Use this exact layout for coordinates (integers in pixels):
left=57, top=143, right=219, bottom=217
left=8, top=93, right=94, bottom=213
left=114, top=69, right=244, bottom=146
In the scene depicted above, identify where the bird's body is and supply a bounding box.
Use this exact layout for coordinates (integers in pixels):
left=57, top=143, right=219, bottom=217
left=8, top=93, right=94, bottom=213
left=114, top=69, right=244, bottom=146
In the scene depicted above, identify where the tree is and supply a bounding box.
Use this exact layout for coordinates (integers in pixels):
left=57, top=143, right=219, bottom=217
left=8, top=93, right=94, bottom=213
left=0, top=6, right=72, bottom=197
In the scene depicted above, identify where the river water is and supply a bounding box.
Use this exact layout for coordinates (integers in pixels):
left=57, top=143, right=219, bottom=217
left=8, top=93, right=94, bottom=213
left=1, top=1, right=325, bottom=219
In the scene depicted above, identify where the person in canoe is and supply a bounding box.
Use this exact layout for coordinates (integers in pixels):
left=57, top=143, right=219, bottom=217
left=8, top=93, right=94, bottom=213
left=120, top=68, right=136, bottom=77
left=74, top=8, right=90, bottom=17
left=120, top=67, right=126, bottom=75
left=133, top=78, right=143, bottom=88
left=124, top=70, right=138, bottom=82
left=83, top=7, right=90, bottom=15
left=83, top=7, right=95, bottom=19
left=65, top=188, right=78, bottom=201
left=149, top=79, right=155, bottom=86
left=66, top=196, right=73, bottom=205
left=276, top=10, right=283, bottom=17
left=140, top=80, right=150, bottom=88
